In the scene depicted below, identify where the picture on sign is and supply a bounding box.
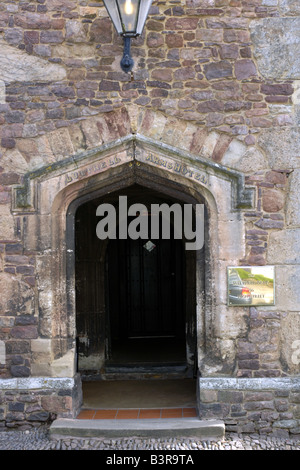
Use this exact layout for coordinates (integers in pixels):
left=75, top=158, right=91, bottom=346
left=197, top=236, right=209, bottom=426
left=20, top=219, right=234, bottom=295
left=227, top=266, right=275, bottom=306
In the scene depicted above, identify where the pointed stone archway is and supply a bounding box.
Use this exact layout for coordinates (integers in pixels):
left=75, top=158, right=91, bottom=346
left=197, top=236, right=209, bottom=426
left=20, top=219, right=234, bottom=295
left=11, top=108, right=254, bottom=416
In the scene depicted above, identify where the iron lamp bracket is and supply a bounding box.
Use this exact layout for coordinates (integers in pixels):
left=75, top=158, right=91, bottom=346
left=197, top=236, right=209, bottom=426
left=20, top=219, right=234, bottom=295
left=121, top=36, right=134, bottom=73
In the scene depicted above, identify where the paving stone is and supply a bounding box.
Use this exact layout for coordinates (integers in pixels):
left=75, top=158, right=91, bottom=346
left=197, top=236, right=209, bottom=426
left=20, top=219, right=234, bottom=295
left=0, top=427, right=298, bottom=450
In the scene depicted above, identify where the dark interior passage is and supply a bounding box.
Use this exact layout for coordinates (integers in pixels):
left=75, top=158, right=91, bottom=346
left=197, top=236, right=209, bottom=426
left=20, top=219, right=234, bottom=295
left=75, top=184, right=196, bottom=374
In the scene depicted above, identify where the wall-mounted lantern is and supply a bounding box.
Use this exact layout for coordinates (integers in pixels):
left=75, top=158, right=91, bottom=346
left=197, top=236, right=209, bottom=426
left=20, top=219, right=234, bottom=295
left=102, top=0, right=153, bottom=73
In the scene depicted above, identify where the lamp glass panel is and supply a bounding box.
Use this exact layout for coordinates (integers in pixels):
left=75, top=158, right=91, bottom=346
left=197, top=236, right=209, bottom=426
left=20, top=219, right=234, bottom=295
left=102, top=0, right=123, bottom=34
left=136, top=0, right=152, bottom=35
left=118, top=0, right=140, bottom=33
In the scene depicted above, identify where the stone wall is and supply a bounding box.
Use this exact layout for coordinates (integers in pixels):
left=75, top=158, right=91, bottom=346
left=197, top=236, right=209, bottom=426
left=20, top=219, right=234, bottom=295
left=0, top=376, right=82, bottom=430
left=236, top=308, right=298, bottom=378
left=198, top=378, right=300, bottom=437
left=0, top=1, right=298, bottom=142
left=0, top=0, right=299, bottom=432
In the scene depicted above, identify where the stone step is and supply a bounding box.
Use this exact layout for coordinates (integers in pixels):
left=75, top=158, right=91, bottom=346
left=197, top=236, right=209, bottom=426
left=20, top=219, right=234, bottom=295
left=49, top=417, right=225, bottom=440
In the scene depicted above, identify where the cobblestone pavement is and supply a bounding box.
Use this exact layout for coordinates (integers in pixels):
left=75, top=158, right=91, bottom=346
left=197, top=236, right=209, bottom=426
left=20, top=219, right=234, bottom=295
left=0, top=427, right=299, bottom=450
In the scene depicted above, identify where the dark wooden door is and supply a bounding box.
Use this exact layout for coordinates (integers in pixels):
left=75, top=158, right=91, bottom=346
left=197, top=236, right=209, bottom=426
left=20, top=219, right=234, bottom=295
left=75, top=202, right=104, bottom=359
left=107, top=233, right=185, bottom=342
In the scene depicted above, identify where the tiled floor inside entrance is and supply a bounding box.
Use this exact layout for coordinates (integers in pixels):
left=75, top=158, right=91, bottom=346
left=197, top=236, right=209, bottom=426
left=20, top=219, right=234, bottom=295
left=76, top=379, right=197, bottom=420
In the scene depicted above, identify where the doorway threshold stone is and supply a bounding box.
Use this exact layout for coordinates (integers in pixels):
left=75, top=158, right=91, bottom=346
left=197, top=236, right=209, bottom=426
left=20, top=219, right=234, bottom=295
left=50, top=418, right=225, bottom=440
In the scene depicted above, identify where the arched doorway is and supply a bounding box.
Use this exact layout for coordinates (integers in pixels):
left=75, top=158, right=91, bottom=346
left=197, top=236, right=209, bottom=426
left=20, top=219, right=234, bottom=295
left=13, top=126, right=251, bottom=417
left=75, top=184, right=198, bottom=380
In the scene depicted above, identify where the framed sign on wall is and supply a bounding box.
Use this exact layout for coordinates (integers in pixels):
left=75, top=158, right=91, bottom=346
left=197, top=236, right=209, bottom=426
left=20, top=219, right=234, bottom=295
left=227, top=266, right=275, bottom=307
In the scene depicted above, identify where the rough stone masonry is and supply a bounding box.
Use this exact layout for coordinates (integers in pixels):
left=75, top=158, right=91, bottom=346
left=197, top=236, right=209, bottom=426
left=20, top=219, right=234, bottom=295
left=0, top=0, right=299, bottom=437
